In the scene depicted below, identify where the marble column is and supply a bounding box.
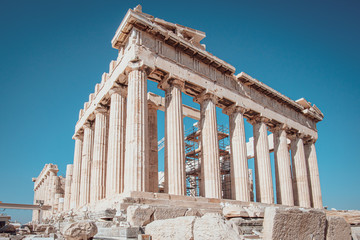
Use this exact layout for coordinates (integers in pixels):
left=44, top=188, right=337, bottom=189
left=291, top=134, right=311, bottom=208
left=38, top=183, right=43, bottom=204
left=252, top=117, right=274, bottom=204
left=198, top=141, right=204, bottom=197
left=305, top=139, right=323, bottom=209
left=57, top=193, right=64, bottom=212
left=225, top=106, right=250, bottom=201
left=44, top=177, right=50, bottom=218
left=148, top=102, right=159, bottom=193
left=273, top=127, right=294, bottom=206
left=52, top=176, right=60, bottom=213
left=79, top=122, right=94, bottom=206
left=49, top=171, right=56, bottom=208
left=70, top=135, right=83, bottom=209
left=198, top=93, right=221, bottom=198
left=124, top=61, right=149, bottom=192
left=164, top=79, right=186, bottom=195
left=91, top=108, right=108, bottom=203
left=32, top=182, right=38, bottom=221
left=106, top=87, right=127, bottom=197
left=44, top=175, right=49, bottom=206
left=64, top=164, right=73, bottom=211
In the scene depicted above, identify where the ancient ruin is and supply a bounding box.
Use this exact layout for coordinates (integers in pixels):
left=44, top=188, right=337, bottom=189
left=32, top=164, right=65, bottom=221
left=27, top=5, right=357, bottom=240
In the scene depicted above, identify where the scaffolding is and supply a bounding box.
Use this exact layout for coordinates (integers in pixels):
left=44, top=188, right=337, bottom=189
left=185, top=122, right=232, bottom=198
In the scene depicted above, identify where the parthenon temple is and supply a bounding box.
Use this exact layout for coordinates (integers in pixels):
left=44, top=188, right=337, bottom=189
left=32, top=5, right=325, bottom=231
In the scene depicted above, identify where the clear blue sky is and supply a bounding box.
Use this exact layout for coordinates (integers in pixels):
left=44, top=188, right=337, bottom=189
left=0, top=0, right=359, bottom=223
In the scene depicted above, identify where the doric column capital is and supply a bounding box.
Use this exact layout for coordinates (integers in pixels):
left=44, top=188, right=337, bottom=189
left=287, top=131, right=306, bottom=141
left=125, top=59, right=145, bottom=74
left=83, top=121, right=93, bottom=130
left=303, top=136, right=317, bottom=144
left=158, top=74, right=185, bottom=91
left=94, top=105, right=108, bottom=115
left=109, top=84, right=127, bottom=97
left=268, top=123, right=290, bottom=133
left=193, top=90, right=219, bottom=104
left=247, top=115, right=270, bottom=126
left=222, top=104, right=246, bottom=116
left=148, top=100, right=158, bottom=110
left=72, top=132, right=84, bottom=141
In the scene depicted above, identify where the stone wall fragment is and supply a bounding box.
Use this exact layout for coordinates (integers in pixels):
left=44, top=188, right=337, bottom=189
left=325, top=216, right=351, bottom=240
left=145, top=216, right=196, bottom=240
left=262, top=207, right=326, bottom=240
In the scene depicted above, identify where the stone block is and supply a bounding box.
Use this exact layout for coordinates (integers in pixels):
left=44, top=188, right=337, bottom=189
left=262, top=207, right=326, bottom=240
left=169, top=194, right=195, bottom=201
left=153, top=207, right=187, bottom=220
left=140, top=198, right=173, bottom=206
left=195, top=197, right=209, bottom=203
left=95, top=226, right=140, bottom=238
left=244, top=205, right=265, bottom=218
left=126, top=191, right=155, bottom=199
left=145, top=216, right=197, bottom=240
left=62, top=221, right=98, bottom=240
left=184, top=208, right=202, bottom=217
left=352, top=226, right=360, bottom=240
left=193, top=213, right=240, bottom=240
left=229, top=217, right=264, bottom=235
left=119, top=227, right=141, bottom=238
left=127, top=205, right=155, bottom=227
left=325, top=216, right=351, bottom=240
left=208, top=198, right=222, bottom=203
left=198, top=208, right=222, bottom=215
left=154, top=193, right=169, bottom=200
left=223, top=204, right=249, bottom=218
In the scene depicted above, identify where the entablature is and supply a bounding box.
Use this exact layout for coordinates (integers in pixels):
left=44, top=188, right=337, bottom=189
left=140, top=47, right=319, bottom=139
left=34, top=163, right=59, bottom=190
left=111, top=8, right=235, bottom=75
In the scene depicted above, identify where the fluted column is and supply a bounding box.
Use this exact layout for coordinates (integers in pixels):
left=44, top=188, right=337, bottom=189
left=38, top=182, right=43, bottom=204
left=79, top=122, right=94, bottom=206
left=106, top=87, right=127, bottom=197
left=49, top=171, right=56, bottom=209
left=91, top=107, right=108, bottom=203
left=64, top=164, right=73, bottom=211
left=124, top=61, right=149, bottom=192
left=52, top=176, right=60, bottom=213
left=252, top=117, right=274, bottom=204
left=197, top=93, right=221, bottom=198
left=70, top=134, right=83, bottom=209
left=227, top=106, right=250, bottom=201
left=148, top=102, right=159, bottom=193
left=291, top=134, right=311, bottom=208
left=273, top=126, right=294, bottom=206
left=164, top=79, right=186, bottom=195
left=44, top=175, right=50, bottom=206
left=37, top=183, right=43, bottom=218
left=50, top=173, right=58, bottom=215
left=43, top=177, right=50, bottom=218
left=305, top=139, right=323, bottom=209
left=32, top=181, right=38, bottom=221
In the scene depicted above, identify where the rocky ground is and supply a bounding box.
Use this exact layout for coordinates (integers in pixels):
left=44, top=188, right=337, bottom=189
left=0, top=204, right=358, bottom=240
